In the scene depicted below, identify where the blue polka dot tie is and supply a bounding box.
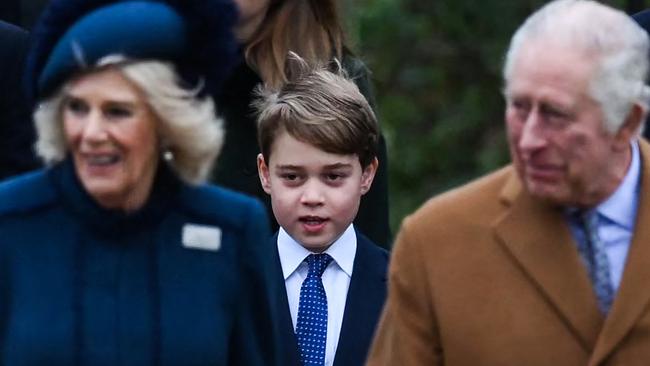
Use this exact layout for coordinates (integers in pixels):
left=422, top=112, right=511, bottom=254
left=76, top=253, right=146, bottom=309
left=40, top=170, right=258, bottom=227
left=296, top=253, right=333, bottom=366
left=577, top=211, right=614, bottom=314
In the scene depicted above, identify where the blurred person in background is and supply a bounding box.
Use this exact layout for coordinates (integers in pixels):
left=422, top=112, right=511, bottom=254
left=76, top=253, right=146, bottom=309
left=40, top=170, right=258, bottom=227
left=0, top=0, right=276, bottom=364
left=0, top=20, right=40, bottom=180
left=214, top=0, right=392, bottom=249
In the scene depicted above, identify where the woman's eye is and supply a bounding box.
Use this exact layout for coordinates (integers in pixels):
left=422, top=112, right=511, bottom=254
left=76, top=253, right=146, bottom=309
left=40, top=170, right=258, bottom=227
left=65, top=99, right=88, bottom=114
left=105, top=107, right=132, bottom=119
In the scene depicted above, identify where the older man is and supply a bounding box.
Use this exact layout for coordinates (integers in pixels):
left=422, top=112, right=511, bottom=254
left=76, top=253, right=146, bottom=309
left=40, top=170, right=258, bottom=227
left=368, top=1, right=650, bottom=365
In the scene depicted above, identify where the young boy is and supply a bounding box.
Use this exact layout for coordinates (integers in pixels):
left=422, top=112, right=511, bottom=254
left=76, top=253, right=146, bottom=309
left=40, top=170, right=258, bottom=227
left=256, top=58, right=389, bottom=366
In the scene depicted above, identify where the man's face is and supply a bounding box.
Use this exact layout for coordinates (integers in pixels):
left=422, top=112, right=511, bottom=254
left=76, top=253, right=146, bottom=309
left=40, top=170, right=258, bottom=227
left=505, top=43, right=629, bottom=207
left=258, top=131, right=377, bottom=251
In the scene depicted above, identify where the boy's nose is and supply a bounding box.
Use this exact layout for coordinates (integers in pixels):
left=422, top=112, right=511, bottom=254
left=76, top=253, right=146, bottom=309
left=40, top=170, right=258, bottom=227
left=300, top=181, right=325, bottom=207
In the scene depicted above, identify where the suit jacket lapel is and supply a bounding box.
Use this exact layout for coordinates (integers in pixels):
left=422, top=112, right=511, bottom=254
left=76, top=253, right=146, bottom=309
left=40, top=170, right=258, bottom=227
left=270, top=233, right=302, bottom=366
left=590, top=139, right=650, bottom=365
left=333, top=232, right=387, bottom=366
left=494, top=172, right=604, bottom=351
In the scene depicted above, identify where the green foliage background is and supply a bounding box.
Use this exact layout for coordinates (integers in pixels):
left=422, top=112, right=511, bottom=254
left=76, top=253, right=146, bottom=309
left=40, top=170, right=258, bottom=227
left=342, top=0, right=633, bottom=235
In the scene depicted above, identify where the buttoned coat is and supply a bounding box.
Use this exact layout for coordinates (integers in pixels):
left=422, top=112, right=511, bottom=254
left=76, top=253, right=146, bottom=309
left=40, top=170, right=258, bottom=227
left=368, top=138, right=650, bottom=366
left=0, top=161, right=276, bottom=365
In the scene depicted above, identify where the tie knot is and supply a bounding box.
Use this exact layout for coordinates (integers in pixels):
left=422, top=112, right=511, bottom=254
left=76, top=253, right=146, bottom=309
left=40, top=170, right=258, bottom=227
left=579, top=210, right=599, bottom=234
left=306, top=253, right=332, bottom=278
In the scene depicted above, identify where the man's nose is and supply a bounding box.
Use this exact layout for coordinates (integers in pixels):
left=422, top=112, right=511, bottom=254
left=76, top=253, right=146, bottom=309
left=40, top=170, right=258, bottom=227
left=519, top=110, right=547, bottom=152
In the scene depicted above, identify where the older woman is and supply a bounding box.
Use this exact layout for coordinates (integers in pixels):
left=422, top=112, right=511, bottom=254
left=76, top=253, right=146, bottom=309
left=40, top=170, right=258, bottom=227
left=212, top=0, right=392, bottom=249
left=0, top=0, right=275, bottom=364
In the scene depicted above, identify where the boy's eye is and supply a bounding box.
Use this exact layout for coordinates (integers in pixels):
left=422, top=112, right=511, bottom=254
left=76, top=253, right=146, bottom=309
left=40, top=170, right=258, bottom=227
left=324, top=172, right=348, bottom=184
left=281, top=173, right=299, bottom=181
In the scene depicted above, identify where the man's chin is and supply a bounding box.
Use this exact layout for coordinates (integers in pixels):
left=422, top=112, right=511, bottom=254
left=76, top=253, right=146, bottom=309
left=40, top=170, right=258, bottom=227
left=524, top=180, right=568, bottom=205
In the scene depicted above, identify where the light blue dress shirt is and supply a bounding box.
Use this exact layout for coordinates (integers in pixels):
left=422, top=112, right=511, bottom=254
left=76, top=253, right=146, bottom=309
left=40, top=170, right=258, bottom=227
left=566, top=141, right=640, bottom=292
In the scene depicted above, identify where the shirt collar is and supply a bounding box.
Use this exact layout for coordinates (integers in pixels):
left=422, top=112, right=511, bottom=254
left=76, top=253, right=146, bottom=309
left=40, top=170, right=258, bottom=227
left=277, top=224, right=357, bottom=280
left=596, top=140, right=640, bottom=230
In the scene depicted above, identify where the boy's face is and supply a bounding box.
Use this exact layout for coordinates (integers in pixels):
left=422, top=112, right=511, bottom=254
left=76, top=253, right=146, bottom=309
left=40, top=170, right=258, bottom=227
left=258, top=131, right=377, bottom=251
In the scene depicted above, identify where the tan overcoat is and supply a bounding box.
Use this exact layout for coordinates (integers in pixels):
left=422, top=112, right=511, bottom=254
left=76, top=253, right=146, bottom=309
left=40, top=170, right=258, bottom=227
left=368, top=139, right=650, bottom=366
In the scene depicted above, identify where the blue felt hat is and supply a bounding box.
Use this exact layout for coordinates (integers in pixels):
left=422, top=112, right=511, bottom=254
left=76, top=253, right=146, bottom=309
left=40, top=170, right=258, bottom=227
left=633, top=9, right=650, bottom=32
left=25, top=0, right=240, bottom=102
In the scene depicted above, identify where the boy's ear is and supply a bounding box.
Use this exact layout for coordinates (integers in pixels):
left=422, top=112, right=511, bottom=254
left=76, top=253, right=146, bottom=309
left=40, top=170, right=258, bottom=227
left=257, top=153, right=272, bottom=194
left=360, top=157, right=379, bottom=195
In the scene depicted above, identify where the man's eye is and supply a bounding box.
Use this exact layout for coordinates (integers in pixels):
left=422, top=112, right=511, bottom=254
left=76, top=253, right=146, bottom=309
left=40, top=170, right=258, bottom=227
left=510, top=99, right=529, bottom=113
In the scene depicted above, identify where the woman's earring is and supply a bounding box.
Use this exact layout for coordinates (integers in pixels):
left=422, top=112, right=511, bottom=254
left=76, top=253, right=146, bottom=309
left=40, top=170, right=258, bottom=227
left=163, top=149, right=174, bottom=162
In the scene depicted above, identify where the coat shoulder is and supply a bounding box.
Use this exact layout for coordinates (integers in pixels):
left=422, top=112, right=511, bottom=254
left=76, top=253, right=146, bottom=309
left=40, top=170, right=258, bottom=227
left=357, top=230, right=389, bottom=265
left=177, top=183, right=268, bottom=231
left=411, top=166, right=513, bottom=221
left=0, top=169, right=58, bottom=218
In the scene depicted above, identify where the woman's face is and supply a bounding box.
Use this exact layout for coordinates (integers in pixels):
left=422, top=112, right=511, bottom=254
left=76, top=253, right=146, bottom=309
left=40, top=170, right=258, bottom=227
left=233, top=0, right=272, bottom=41
left=62, top=68, right=160, bottom=212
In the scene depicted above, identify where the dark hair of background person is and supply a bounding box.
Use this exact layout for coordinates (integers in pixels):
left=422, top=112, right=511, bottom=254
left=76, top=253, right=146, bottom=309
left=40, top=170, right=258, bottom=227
left=212, top=0, right=392, bottom=249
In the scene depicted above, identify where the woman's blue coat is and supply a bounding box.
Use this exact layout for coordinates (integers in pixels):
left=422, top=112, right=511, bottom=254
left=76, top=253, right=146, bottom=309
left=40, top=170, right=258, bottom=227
left=0, top=160, right=276, bottom=365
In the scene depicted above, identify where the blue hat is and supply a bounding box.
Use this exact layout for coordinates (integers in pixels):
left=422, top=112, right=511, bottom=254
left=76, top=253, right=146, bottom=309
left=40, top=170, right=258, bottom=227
left=25, top=0, right=240, bottom=102
left=633, top=9, right=650, bottom=32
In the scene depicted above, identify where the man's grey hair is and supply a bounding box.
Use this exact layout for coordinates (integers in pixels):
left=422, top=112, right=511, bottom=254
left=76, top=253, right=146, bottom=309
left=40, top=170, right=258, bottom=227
left=34, top=56, right=223, bottom=184
left=503, top=0, right=650, bottom=133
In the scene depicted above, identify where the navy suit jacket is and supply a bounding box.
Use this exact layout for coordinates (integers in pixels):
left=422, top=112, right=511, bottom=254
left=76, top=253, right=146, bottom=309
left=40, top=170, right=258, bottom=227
left=270, top=230, right=388, bottom=366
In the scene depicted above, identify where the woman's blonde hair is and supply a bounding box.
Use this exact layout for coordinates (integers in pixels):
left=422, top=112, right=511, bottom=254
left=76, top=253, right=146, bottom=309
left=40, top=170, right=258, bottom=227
left=244, top=0, right=345, bottom=88
left=34, top=57, right=223, bottom=184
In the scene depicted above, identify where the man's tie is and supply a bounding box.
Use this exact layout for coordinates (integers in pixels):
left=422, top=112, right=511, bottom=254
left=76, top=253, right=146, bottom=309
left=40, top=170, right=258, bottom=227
left=295, top=253, right=333, bottom=366
left=577, top=210, right=614, bottom=314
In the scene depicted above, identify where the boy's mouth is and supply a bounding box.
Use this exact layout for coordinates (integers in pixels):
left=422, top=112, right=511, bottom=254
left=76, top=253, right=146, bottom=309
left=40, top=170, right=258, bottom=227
left=299, top=216, right=329, bottom=232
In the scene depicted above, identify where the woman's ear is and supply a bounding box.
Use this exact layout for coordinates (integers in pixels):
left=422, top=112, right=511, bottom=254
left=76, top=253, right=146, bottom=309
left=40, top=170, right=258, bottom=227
left=360, top=157, right=378, bottom=195
left=257, top=153, right=272, bottom=194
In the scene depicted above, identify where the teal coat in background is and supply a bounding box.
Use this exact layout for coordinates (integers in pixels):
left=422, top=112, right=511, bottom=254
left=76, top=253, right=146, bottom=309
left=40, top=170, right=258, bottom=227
left=0, top=160, right=276, bottom=365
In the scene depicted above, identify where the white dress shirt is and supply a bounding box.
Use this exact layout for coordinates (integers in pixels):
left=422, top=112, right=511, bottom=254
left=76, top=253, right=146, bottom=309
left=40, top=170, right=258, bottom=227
left=277, top=224, right=357, bottom=366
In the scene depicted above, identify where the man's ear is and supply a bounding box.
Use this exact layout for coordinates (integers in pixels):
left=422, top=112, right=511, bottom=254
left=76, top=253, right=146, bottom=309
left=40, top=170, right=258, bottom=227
left=614, top=103, right=644, bottom=150
left=257, top=153, right=272, bottom=194
left=360, top=157, right=379, bottom=195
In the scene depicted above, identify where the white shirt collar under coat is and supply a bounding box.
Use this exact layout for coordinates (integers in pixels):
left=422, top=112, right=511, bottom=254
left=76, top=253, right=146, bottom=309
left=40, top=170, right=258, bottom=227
left=277, top=224, right=357, bottom=280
